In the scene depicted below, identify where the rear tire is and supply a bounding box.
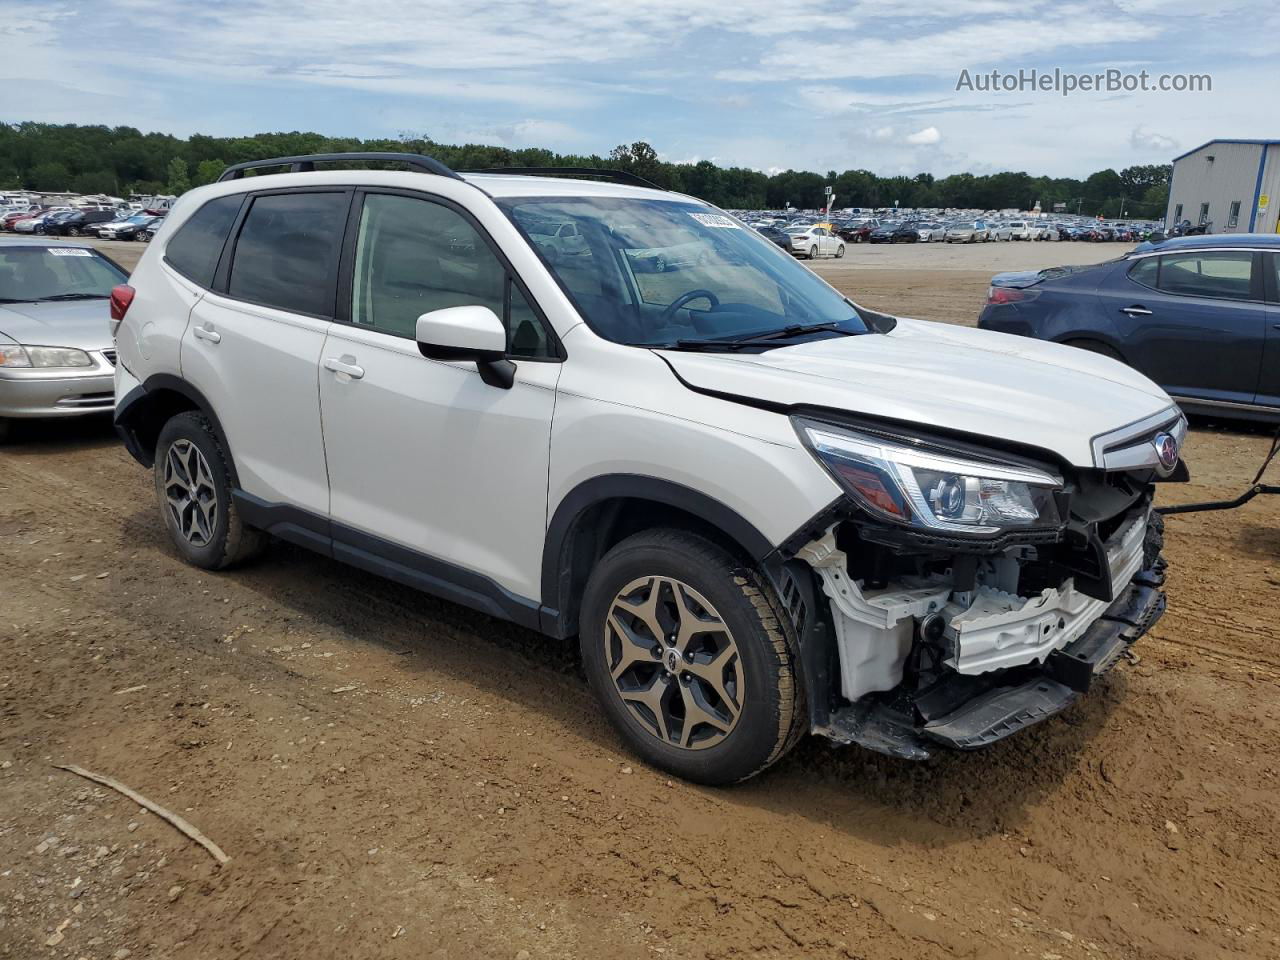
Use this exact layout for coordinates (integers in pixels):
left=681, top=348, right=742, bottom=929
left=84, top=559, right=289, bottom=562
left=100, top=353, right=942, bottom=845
left=0, top=417, right=12, bottom=444
left=807, top=246, right=817, bottom=259
left=580, top=529, right=806, bottom=785
left=153, top=412, right=264, bottom=570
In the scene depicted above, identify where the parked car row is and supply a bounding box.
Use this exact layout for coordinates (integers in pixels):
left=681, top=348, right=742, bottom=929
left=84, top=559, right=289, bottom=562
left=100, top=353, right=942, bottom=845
left=1, top=207, right=164, bottom=241
left=747, top=211, right=1160, bottom=251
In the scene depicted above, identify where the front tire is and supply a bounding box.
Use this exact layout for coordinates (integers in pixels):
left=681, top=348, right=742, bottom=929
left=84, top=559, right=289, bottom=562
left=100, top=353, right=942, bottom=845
left=580, top=530, right=805, bottom=785
left=153, top=412, right=264, bottom=570
left=835, top=244, right=845, bottom=258
left=136, top=230, right=152, bottom=242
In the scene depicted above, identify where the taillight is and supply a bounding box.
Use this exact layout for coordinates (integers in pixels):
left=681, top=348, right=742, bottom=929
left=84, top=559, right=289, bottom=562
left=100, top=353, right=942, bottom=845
left=986, top=285, right=1039, bottom=305
left=108, top=284, right=135, bottom=338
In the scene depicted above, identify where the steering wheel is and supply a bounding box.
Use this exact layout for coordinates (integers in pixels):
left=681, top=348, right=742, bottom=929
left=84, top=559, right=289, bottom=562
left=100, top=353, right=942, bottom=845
left=659, top=289, right=720, bottom=326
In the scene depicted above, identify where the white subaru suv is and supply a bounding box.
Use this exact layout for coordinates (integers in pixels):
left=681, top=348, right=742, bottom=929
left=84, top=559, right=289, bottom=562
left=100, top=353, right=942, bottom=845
left=111, top=153, right=1185, bottom=784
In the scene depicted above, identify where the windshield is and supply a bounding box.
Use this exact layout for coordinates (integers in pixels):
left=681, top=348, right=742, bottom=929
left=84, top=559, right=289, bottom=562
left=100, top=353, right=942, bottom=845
left=0, top=246, right=127, bottom=302
left=498, top=197, right=868, bottom=347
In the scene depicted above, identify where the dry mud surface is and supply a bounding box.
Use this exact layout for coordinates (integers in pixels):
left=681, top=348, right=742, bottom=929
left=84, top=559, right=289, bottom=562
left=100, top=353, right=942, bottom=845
left=1, top=239, right=1276, bottom=960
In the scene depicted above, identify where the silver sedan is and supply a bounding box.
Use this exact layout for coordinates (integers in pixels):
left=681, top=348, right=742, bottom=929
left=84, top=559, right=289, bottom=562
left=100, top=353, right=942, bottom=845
left=0, top=238, right=127, bottom=442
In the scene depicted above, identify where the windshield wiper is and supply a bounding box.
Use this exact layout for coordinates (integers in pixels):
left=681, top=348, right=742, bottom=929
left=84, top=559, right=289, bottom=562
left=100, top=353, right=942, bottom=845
left=36, top=293, right=108, bottom=301
left=669, top=321, right=856, bottom=351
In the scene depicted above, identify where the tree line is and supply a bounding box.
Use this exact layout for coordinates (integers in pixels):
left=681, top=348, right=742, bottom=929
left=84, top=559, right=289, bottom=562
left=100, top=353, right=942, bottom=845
left=0, top=122, right=1170, bottom=217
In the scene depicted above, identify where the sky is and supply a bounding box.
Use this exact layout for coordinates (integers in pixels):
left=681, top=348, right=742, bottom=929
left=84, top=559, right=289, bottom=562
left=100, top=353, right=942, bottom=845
left=3, top=0, right=1278, bottom=178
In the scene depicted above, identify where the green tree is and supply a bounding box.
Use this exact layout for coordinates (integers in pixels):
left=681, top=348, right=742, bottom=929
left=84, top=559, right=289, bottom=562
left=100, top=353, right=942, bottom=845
left=28, top=160, right=71, bottom=190
left=166, top=156, right=191, bottom=195
left=193, top=159, right=226, bottom=186
left=71, top=170, right=117, bottom=195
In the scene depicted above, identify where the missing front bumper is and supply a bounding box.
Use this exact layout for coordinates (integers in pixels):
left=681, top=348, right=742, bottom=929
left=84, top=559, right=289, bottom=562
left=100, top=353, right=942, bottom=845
left=814, top=572, right=1165, bottom=759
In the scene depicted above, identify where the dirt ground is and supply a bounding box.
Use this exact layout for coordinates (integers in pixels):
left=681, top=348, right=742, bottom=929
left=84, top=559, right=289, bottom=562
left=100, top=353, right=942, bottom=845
left=2, top=238, right=1277, bottom=960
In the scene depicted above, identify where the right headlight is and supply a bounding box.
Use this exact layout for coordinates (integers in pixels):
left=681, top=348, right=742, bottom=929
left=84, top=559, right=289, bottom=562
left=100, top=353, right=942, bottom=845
left=795, top=418, right=1063, bottom=536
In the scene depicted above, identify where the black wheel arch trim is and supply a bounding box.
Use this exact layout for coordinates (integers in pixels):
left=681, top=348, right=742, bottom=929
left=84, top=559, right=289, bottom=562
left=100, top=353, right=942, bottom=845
left=114, top=374, right=240, bottom=485
left=540, top=474, right=777, bottom=637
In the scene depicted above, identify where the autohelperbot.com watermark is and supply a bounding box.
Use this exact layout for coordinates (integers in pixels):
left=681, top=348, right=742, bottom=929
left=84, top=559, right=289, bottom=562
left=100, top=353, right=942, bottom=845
left=956, top=68, right=1212, bottom=96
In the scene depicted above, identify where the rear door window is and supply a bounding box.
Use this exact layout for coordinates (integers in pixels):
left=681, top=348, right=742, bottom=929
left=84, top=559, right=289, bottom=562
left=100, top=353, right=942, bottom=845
left=227, top=191, right=349, bottom=317
left=165, top=194, right=243, bottom=288
left=1156, top=251, right=1254, bottom=301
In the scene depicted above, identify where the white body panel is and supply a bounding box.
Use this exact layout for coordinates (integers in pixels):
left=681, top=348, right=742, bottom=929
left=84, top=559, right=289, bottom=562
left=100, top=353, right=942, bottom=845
left=181, top=290, right=331, bottom=516
left=659, top=318, right=1172, bottom=468
left=112, top=258, right=201, bottom=387
left=549, top=329, right=843, bottom=551
left=318, top=322, right=560, bottom=600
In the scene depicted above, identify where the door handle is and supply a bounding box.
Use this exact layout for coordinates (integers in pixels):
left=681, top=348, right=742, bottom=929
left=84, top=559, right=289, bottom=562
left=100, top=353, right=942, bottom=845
left=324, top=356, right=365, bottom=380
left=193, top=324, right=221, bottom=343
left=1121, top=306, right=1153, bottom=316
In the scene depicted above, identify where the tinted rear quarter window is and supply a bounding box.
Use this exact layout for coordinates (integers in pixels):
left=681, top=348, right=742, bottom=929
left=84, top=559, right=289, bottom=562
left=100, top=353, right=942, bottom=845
left=1127, top=257, right=1159, bottom=289
left=165, top=194, right=243, bottom=288
left=227, top=192, right=348, bottom=316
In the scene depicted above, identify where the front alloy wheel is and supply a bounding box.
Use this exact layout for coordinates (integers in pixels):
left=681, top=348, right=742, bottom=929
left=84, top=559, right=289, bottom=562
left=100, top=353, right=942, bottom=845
left=604, top=576, right=744, bottom=750
left=581, top=529, right=806, bottom=784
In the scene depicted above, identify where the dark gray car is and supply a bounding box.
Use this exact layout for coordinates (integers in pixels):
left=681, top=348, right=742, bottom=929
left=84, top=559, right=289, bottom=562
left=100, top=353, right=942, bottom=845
left=978, top=234, right=1280, bottom=421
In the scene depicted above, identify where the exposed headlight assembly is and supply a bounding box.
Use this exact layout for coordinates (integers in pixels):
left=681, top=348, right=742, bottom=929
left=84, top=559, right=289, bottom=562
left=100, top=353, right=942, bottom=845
left=795, top=418, right=1063, bottom=536
left=0, top=345, right=94, bottom=368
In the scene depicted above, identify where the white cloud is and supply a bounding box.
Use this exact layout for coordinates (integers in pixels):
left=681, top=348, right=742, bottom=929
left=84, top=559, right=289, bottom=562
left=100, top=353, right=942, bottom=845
left=906, top=126, right=942, bottom=145
left=1129, top=126, right=1178, bottom=153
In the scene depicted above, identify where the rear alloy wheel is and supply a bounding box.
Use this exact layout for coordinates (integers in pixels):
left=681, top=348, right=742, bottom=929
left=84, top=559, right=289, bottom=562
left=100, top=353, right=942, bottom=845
left=581, top=530, right=805, bottom=784
left=154, top=412, right=263, bottom=570
left=136, top=230, right=152, bottom=242
left=807, top=246, right=817, bottom=259
left=68, top=226, right=81, bottom=237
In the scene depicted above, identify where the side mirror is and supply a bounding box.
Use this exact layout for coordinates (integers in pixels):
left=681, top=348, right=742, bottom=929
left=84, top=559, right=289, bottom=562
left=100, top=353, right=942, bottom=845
left=415, top=305, right=514, bottom=389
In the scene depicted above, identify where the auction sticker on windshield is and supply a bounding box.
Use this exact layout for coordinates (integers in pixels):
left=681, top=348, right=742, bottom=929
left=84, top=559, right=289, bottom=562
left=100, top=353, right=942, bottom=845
left=688, top=213, right=739, bottom=229
left=48, top=248, right=93, bottom=256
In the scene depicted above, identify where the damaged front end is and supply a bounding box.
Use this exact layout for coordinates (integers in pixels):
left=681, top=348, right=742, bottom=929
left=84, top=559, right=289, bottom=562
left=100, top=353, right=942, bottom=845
left=778, top=412, right=1179, bottom=759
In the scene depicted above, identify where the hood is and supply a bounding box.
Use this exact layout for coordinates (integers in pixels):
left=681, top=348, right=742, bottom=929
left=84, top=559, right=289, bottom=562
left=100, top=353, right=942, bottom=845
left=659, top=318, right=1174, bottom=468
left=0, top=299, right=114, bottom=351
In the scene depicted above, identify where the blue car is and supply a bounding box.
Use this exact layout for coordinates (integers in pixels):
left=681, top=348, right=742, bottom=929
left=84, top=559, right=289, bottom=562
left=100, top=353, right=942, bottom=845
left=978, top=234, right=1280, bottom=421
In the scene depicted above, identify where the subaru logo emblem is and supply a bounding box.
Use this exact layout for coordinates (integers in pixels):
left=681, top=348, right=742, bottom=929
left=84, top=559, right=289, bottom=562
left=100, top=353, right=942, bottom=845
left=1153, top=432, right=1179, bottom=471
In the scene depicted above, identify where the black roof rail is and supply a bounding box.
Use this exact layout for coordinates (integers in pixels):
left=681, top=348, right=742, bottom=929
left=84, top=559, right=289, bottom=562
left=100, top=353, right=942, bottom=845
left=459, top=166, right=665, bottom=191
left=218, top=152, right=463, bottom=182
